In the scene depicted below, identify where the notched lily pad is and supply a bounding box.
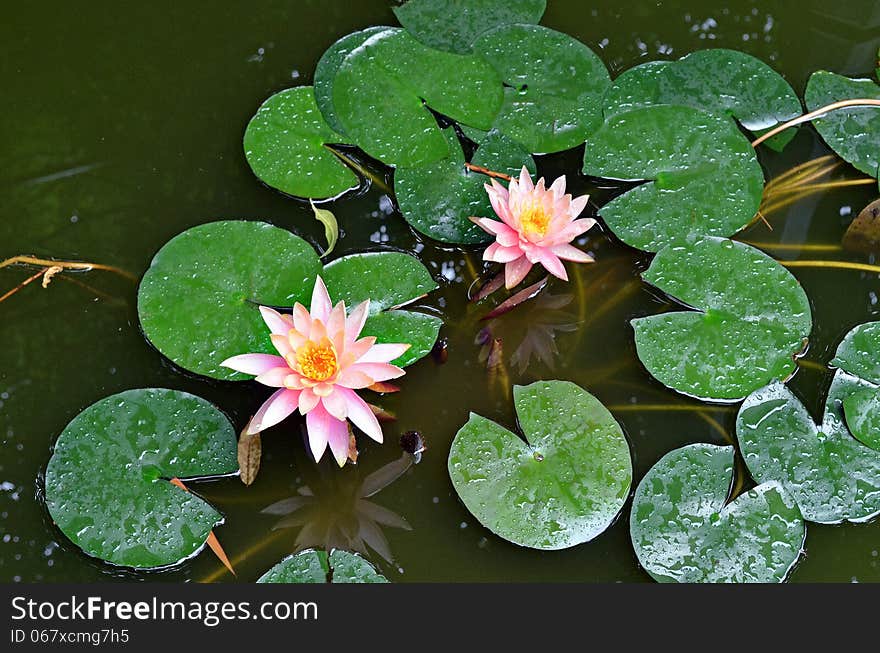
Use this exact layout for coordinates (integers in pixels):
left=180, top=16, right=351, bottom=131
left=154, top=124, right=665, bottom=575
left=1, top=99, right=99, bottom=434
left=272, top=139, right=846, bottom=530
left=395, top=127, right=535, bottom=244
left=805, top=71, right=880, bottom=177
left=737, top=381, right=880, bottom=523
left=633, top=236, right=811, bottom=401
left=473, top=24, right=611, bottom=153
left=257, top=549, right=388, bottom=583
left=322, top=251, right=441, bottom=367
left=830, top=321, right=880, bottom=450
left=603, top=49, right=801, bottom=149
left=332, top=28, right=503, bottom=167
left=583, top=105, right=764, bottom=252
left=448, top=380, right=632, bottom=550
left=393, top=0, right=546, bottom=53
left=45, top=389, right=238, bottom=569
left=138, top=220, right=321, bottom=380
left=244, top=86, right=359, bottom=199
left=630, top=443, right=804, bottom=583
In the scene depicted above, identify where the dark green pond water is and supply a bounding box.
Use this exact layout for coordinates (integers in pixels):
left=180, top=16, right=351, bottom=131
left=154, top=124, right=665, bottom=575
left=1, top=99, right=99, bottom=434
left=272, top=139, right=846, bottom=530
left=2, top=0, right=880, bottom=583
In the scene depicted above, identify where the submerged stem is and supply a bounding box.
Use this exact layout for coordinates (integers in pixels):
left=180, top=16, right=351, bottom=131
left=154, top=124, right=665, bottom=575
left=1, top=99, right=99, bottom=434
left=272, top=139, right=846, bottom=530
left=779, top=259, right=880, bottom=274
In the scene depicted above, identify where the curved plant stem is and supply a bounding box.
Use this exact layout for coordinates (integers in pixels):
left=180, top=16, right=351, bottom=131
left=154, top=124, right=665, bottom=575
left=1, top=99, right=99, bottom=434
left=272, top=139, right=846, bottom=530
left=0, top=269, right=47, bottom=304
left=0, top=255, right=137, bottom=281
left=751, top=99, right=880, bottom=148
left=796, top=358, right=828, bottom=373
left=779, top=260, right=880, bottom=274
left=464, top=162, right=512, bottom=182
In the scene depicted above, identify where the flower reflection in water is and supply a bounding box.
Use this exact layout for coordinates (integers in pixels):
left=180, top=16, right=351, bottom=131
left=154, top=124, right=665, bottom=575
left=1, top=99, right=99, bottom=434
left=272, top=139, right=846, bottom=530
left=261, top=452, right=414, bottom=563
left=477, top=290, right=579, bottom=376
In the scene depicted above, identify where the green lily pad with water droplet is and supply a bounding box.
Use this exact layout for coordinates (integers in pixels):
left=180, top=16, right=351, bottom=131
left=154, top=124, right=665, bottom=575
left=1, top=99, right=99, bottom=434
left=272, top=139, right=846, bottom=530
left=322, top=251, right=441, bottom=367
left=603, top=49, right=801, bottom=150
left=737, top=381, right=880, bottom=523
left=314, top=27, right=394, bottom=134
left=393, top=0, right=546, bottom=53
left=243, top=86, right=359, bottom=199
left=448, top=380, right=632, bottom=550
left=138, top=220, right=321, bottom=380
left=472, top=24, right=610, bottom=153
left=583, top=105, right=764, bottom=252
left=257, top=549, right=387, bottom=583
left=829, top=321, right=880, bottom=450
left=332, top=28, right=503, bottom=167
left=805, top=71, right=880, bottom=177
left=630, top=443, right=804, bottom=583
left=632, top=236, right=812, bottom=401
left=395, top=127, right=535, bottom=244
left=45, top=389, right=237, bottom=569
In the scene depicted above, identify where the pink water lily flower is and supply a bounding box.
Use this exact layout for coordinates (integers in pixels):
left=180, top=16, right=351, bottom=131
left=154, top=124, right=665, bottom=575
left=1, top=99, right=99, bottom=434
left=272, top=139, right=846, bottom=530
left=471, top=167, right=596, bottom=289
left=221, top=277, right=409, bottom=467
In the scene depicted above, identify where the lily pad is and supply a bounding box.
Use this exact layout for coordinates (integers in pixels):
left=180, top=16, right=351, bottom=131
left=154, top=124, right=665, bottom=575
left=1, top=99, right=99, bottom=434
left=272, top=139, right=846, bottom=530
left=632, top=236, right=812, bottom=401
left=843, top=388, right=880, bottom=451
left=138, top=221, right=321, bottom=380
left=583, top=105, right=764, bottom=252
left=448, top=380, right=632, bottom=550
left=257, top=549, right=388, bottom=583
left=473, top=24, right=610, bottom=153
left=395, top=127, right=535, bottom=244
left=332, top=28, right=503, bottom=167
left=603, top=49, right=801, bottom=149
left=45, top=389, right=237, bottom=569
left=393, top=0, right=546, bottom=53
left=830, top=321, right=880, bottom=450
left=322, top=251, right=441, bottom=367
left=737, top=382, right=880, bottom=523
left=243, top=86, right=359, bottom=199
left=630, top=443, right=804, bottom=583
left=805, top=71, right=880, bottom=177
left=314, top=27, right=393, bottom=134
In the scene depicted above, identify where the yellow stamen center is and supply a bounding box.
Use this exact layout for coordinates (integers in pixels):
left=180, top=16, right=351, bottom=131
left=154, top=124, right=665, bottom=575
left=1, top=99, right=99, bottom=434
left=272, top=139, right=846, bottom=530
left=519, top=201, right=551, bottom=239
left=296, top=337, right=338, bottom=382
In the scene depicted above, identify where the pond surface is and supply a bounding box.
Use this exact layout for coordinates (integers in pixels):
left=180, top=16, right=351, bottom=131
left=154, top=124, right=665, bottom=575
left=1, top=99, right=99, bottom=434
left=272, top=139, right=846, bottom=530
left=2, top=0, right=879, bottom=582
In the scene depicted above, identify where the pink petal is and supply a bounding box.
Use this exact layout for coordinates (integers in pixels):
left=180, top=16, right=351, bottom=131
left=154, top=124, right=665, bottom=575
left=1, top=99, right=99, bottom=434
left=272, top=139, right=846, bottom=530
left=304, top=403, right=330, bottom=463
left=518, top=166, right=534, bottom=192
left=345, top=300, right=371, bottom=344
left=356, top=343, right=410, bottom=364
left=484, top=241, right=524, bottom=264
left=310, top=276, right=332, bottom=322
left=484, top=181, right=514, bottom=225
left=259, top=306, right=293, bottom=336
left=254, top=366, right=295, bottom=387
left=551, top=243, right=594, bottom=263
left=220, top=353, right=287, bottom=376
left=549, top=175, right=566, bottom=199
left=534, top=248, right=568, bottom=281
left=270, top=334, right=293, bottom=358
left=551, top=218, right=597, bottom=244
left=470, top=217, right=519, bottom=247
left=569, top=194, right=589, bottom=219
left=337, top=387, right=383, bottom=443
left=345, top=362, right=405, bottom=384
left=504, top=256, right=533, bottom=289
left=250, top=388, right=300, bottom=433
left=292, top=303, right=312, bottom=335
left=343, top=336, right=377, bottom=365
left=320, top=388, right=348, bottom=421
left=298, top=388, right=320, bottom=415
left=327, top=301, right=347, bottom=351
left=335, top=367, right=375, bottom=390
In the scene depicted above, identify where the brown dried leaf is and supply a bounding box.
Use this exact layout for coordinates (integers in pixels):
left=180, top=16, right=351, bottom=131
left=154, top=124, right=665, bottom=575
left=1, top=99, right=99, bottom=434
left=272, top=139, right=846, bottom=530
left=368, top=403, right=397, bottom=422
left=367, top=381, right=401, bottom=393
left=843, top=198, right=880, bottom=254
left=347, top=423, right=359, bottom=464
left=237, top=425, right=261, bottom=486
